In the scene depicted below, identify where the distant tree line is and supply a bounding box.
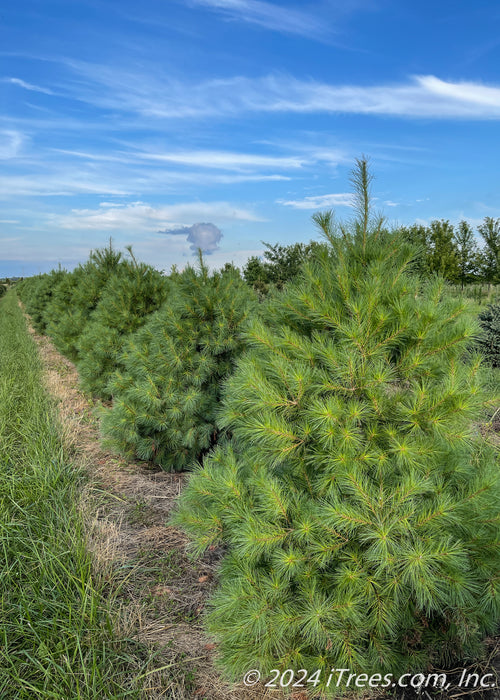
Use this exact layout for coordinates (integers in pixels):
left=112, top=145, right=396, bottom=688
left=399, top=217, right=500, bottom=286
left=242, top=218, right=500, bottom=294
left=243, top=241, right=328, bottom=295
left=9, top=216, right=500, bottom=300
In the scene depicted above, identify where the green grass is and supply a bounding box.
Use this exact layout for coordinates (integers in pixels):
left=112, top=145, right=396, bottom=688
left=0, top=292, right=152, bottom=699
left=445, top=282, right=500, bottom=314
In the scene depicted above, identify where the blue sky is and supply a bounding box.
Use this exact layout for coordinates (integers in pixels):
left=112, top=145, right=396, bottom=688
left=2, top=0, right=500, bottom=276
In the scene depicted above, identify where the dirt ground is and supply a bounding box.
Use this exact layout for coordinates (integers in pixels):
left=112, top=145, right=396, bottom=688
left=26, top=319, right=500, bottom=700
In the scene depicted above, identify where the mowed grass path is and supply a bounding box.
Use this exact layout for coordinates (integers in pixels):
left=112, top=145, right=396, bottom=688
left=0, top=292, right=148, bottom=699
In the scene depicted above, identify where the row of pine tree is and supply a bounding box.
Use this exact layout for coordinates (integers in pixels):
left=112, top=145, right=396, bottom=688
left=17, top=245, right=255, bottom=473
left=15, top=159, right=500, bottom=694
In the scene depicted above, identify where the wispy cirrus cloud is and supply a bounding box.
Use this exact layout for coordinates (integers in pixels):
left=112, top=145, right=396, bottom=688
left=186, top=0, right=327, bottom=38
left=0, top=173, right=131, bottom=198
left=0, top=130, right=25, bottom=159
left=278, top=193, right=354, bottom=210
left=4, top=77, right=55, bottom=95
left=50, top=200, right=262, bottom=231
left=62, top=62, right=500, bottom=120
left=0, top=151, right=292, bottom=199
left=135, top=149, right=306, bottom=170
left=52, top=146, right=301, bottom=174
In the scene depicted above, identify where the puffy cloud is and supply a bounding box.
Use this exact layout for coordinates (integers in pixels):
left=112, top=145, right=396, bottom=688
left=160, top=222, right=223, bottom=254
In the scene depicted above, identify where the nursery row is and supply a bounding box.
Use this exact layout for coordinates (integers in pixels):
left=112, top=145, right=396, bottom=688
left=17, top=245, right=256, bottom=472
left=15, top=160, right=500, bottom=693
left=16, top=242, right=500, bottom=477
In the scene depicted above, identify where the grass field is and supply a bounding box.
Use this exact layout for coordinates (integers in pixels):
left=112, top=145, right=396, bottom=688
left=0, top=291, right=153, bottom=699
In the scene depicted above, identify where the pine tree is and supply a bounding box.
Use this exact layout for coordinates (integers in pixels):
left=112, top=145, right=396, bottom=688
left=76, top=252, right=169, bottom=399
left=49, top=242, right=123, bottom=361
left=476, top=303, right=500, bottom=367
left=398, top=223, right=431, bottom=277
left=22, top=268, right=68, bottom=333
left=173, top=159, right=500, bottom=691
left=101, top=256, right=255, bottom=471
left=44, top=266, right=87, bottom=356
left=16, top=274, right=42, bottom=308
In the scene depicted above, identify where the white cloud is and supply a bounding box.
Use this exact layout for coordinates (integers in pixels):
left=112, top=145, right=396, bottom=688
left=136, top=149, right=306, bottom=170
left=257, top=74, right=500, bottom=119
left=50, top=200, right=262, bottom=231
left=188, top=0, right=327, bottom=38
left=278, top=193, right=354, bottom=210
left=384, top=200, right=399, bottom=207
left=161, top=222, right=223, bottom=254
left=64, top=65, right=500, bottom=121
left=46, top=147, right=295, bottom=185
left=419, top=75, right=500, bottom=107
left=0, top=130, right=25, bottom=159
left=199, top=172, right=290, bottom=183
left=0, top=174, right=130, bottom=198
left=0, top=159, right=290, bottom=199
left=4, top=77, right=54, bottom=95
left=52, top=149, right=132, bottom=164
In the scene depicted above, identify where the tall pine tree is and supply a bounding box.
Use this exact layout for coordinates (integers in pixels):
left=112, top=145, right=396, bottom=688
left=21, top=268, right=68, bottom=333
left=174, top=159, right=500, bottom=690
left=76, top=251, right=168, bottom=399
left=48, top=242, right=124, bottom=361
left=44, top=267, right=86, bottom=352
left=101, top=256, right=255, bottom=471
